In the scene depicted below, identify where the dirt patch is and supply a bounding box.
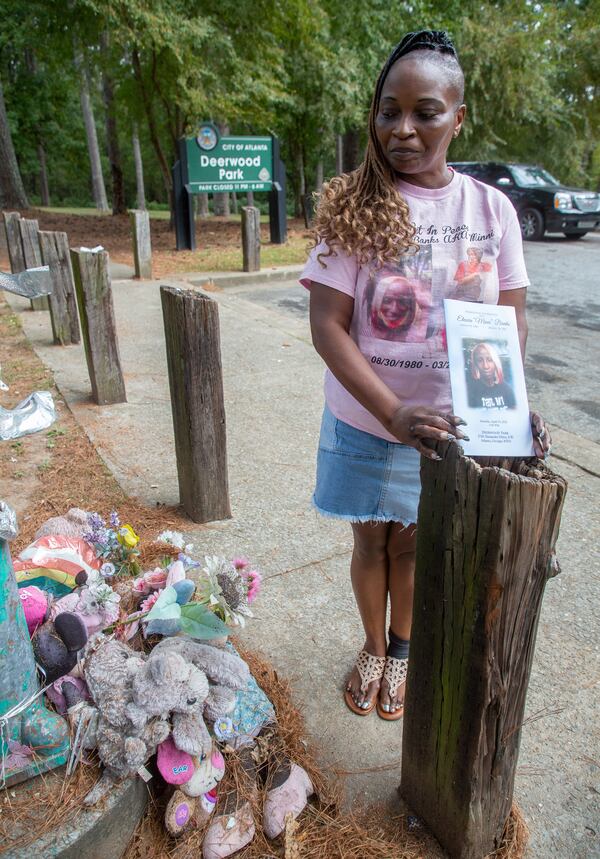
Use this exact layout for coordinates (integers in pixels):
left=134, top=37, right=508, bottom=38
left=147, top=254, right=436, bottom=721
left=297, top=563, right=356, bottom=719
left=0, top=210, right=311, bottom=277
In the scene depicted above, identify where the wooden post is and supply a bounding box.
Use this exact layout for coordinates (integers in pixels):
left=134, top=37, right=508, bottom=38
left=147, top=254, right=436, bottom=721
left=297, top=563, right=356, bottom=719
left=38, top=230, right=81, bottom=345
left=129, top=208, right=153, bottom=279
left=70, top=248, right=126, bottom=405
left=3, top=211, right=26, bottom=273
left=400, top=443, right=567, bottom=859
left=241, top=206, right=260, bottom=273
left=160, top=286, right=231, bottom=523
left=19, top=217, right=48, bottom=310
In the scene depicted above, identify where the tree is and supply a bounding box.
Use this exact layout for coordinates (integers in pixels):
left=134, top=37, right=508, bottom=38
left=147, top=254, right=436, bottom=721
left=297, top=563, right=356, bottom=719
left=0, top=76, right=28, bottom=207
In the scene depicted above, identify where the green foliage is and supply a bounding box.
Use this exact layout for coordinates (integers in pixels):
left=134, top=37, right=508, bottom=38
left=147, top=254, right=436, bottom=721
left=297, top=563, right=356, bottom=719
left=1, top=0, right=598, bottom=210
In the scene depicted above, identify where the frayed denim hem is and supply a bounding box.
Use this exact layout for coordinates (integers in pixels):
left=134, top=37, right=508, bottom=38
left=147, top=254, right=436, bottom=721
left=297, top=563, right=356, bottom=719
left=311, top=498, right=414, bottom=528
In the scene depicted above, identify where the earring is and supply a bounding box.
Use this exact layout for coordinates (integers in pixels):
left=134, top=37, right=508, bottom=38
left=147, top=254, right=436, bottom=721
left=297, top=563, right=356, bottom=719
left=453, top=131, right=459, bottom=138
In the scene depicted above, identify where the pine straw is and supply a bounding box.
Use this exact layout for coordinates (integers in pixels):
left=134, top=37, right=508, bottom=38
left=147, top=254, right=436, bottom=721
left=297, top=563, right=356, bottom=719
left=1, top=299, right=528, bottom=859
left=123, top=645, right=528, bottom=859
left=0, top=752, right=102, bottom=853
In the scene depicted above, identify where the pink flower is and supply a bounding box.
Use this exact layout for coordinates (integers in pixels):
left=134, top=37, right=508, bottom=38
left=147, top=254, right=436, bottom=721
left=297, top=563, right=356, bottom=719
left=232, top=556, right=250, bottom=571
left=140, top=590, right=162, bottom=613
left=143, top=567, right=168, bottom=590
left=245, top=570, right=262, bottom=604
left=132, top=577, right=150, bottom=596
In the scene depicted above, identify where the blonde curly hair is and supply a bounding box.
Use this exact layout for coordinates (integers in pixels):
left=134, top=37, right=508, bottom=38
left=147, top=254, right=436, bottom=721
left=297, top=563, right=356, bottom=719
left=311, top=30, right=463, bottom=269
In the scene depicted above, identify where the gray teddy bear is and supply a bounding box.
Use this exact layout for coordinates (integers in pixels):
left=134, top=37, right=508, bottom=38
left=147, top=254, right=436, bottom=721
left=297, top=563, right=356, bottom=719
left=82, top=635, right=210, bottom=804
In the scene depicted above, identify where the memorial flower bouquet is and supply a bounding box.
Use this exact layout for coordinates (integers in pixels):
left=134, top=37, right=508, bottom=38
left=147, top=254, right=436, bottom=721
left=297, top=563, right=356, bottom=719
left=83, top=510, right=141, bottom=577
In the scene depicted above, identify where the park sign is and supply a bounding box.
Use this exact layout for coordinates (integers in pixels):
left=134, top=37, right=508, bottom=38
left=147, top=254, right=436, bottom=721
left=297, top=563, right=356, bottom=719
left=173, top=124, right=286, bottom=251
left=185, top=125, right=273, bottom=193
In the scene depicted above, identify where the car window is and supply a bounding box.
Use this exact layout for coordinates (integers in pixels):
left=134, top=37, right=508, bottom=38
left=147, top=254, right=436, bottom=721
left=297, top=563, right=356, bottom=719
left=487, top=167, right=514, bottom=185
left=511, top=166, right=560, bottom=187
left=451, top=163, right=485, bottom=179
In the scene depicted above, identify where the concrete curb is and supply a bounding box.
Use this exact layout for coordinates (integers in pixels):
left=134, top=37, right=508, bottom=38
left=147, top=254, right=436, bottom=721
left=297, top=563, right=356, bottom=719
left=186, top=264, right=303, bottom=289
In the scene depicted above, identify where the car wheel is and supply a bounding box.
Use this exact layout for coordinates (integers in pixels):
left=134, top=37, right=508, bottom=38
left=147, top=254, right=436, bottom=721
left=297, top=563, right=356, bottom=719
left=519, top=208, right=544, bottom=241
left=563, top=231, right=588, bottom=239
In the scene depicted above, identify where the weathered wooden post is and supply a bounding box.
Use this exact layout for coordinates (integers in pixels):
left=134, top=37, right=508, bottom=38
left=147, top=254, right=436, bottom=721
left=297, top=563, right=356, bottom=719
left=241, top=206, right=260, bottom=272
left=70, top=248, right=126, bottom=405
left=38, top=230, right=81, bottom=345
left=129, top=208, right=153, bottom=279
left=400, top=443, right=566, bottom=858
left=19, top=218, right=48, bottom=311
left=3, top=211, right=26, bottom=273
left=160, top=286, right=231, bottom=523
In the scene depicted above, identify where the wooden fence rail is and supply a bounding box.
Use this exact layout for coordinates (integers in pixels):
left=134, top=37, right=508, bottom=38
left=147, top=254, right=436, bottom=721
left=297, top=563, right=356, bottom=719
left=19, top=218, right=48, bottom=311
left=400, top=443, right=566, bottom=858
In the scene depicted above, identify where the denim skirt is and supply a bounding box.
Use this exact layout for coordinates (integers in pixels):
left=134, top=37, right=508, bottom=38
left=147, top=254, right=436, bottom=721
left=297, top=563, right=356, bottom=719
left=313, top=405, right=421, bottom=525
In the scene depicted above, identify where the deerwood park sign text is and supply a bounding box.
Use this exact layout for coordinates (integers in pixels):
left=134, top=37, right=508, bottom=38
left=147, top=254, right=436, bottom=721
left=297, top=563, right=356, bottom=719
left=185, top=128, right=273, bottom=193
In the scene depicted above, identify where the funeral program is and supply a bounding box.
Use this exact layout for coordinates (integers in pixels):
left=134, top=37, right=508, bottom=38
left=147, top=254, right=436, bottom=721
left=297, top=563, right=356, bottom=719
left=443, top=299, right=534, bottom=456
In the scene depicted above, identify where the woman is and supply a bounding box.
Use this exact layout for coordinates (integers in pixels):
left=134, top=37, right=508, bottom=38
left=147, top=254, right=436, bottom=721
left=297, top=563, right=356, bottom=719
left=453, top=247, right=492, bottom=301
left=300, top=30, right=550, bottom=721
left=467, top=341, right=516, bottom=409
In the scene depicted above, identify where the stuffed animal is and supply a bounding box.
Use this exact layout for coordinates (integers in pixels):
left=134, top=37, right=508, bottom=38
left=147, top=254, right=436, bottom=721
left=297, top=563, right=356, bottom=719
left=151, top=636, right=251, bottom=726
left=34, top=508, right=89, bottom=540
left=81, top=635, right=212, bottom=804
left=32, top=612, right=88, bottom=683
left=162, top=741, right=226, bottom=836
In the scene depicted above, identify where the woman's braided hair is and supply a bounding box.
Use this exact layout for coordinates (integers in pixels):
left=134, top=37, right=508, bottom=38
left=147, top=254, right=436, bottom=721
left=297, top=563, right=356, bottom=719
left=312, top=30, right=461, bottom=269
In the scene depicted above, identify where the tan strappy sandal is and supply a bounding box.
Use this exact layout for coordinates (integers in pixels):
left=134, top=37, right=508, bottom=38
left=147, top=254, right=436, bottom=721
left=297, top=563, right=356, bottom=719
left=344, top=649, right=386, bottom=716
left=376, top=655, right=408, bottom=721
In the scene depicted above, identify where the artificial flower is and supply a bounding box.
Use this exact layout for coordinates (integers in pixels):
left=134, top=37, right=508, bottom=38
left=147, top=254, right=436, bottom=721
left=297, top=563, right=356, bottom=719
left=156, top=530, right=193, bottom=554
left=245, top=569, right=262, bottom=604
left=143, top=567, right=168, bottom=590
left=79, top=582, right=120, bottom=615
left=5, top=740, right=34, bottom=770
left=100, top=562, right=116, bottom=579
left=132, top=576, right=150, bottom=595
left=117, top=524, right=140, bottom=549
left=213, top=716, right=235, bottom=741
left=197, top=556, right=253, bottom=627
left=140, top=590, right=162, bottom=613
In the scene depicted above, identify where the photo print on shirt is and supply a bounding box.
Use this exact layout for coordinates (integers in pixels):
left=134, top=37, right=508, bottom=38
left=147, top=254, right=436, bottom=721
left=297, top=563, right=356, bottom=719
left=361, top=244, right=439, bottom=342
left=463, top=338, right=517, bottom=410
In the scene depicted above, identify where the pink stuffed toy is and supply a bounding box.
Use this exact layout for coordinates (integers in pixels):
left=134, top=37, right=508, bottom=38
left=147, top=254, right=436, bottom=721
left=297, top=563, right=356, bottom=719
left=19, top=585, right=49, bottom=635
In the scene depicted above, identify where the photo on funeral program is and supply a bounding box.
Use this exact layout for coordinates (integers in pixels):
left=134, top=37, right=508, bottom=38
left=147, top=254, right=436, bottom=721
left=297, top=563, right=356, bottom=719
left=443, top=299, right=534, bottom=456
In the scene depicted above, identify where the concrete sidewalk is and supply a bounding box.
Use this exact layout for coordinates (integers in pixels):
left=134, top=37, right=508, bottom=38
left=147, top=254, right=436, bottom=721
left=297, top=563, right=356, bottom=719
left=7, top=275, right=600, bottom=859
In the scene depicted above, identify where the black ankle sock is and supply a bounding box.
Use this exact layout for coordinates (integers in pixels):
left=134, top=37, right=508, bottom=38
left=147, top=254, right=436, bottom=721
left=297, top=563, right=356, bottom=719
left=387, top=628, right=409, bottom=660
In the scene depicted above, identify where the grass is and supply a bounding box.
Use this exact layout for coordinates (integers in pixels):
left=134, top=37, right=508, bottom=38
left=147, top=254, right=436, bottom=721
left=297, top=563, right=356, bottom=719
left=165, top=236, right=308, bottom=273
left=37, top=206, right=271, bottom=222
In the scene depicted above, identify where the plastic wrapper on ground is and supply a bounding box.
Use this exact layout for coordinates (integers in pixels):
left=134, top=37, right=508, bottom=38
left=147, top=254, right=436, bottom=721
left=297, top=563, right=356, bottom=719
left=0, top=390, right=56, bottom=440
left=0, top=500, right=18, bottom=540
left=0, top=266, right=52, bottom=298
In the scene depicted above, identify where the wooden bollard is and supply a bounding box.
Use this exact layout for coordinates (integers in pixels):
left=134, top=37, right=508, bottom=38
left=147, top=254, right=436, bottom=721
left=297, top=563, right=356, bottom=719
left=19, top=217, right=49, bottom=311
left=39, top=231, right=81, bottom=345
left=129, top=208, right=152, bottom=279
left=160, top=286, right=231, bottom=523
left=241, top=206, right=260, bottom=272
left=70, top=248, right=126, bottom=405
left=400, top=443, right=566, bottom=858
left=3, top=211, right=26, bottom=273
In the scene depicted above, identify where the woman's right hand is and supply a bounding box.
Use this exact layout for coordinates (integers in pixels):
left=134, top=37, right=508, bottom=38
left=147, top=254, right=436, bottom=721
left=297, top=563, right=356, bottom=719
left=389, top=406, right=468, bottom=461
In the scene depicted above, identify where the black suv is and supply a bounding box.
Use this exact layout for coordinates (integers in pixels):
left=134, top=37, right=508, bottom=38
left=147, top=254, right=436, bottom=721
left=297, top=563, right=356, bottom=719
left=450, top=162, right=600, bottom=241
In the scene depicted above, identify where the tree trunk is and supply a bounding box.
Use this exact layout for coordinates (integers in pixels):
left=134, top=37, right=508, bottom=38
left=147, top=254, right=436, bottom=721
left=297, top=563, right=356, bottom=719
left=197, top=192, right=209, bottom=217
left=131, top=124, right=146, bottom=210
left=100, top=32, right=126, bottom=215
left=335, top=133, right=343, bottom=176
left=246, top=191, right=254, bottom=207
left=74, top=48, right=109, bottom=212
left=37, top=143, right=50, bottom=206
left=131, top=49, right=173, bottom=217
left=231, top=191, right=238, bottom=215
left=342, top=128, right=361, bottom=172
left=316, top=159, right=324, bottom=191
left=213, top=123, right=230, bottom=217
left=0, top=79, right=28, bottom=209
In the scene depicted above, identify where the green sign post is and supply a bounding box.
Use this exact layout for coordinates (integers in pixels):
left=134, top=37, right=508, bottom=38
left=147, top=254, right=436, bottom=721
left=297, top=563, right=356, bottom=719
left=172, top=124, right=287, bottom=250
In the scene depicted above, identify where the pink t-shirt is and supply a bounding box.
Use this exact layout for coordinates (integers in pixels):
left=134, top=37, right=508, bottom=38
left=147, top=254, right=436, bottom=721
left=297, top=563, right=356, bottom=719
left=300, top=170, right=530, bottom=441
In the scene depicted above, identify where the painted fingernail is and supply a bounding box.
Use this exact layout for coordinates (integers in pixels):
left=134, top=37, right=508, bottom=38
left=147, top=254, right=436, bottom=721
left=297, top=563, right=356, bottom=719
left=456, top=418, right=468, bottom=426
left=432, top=453, right=443, bottom=461
left=361, top=701, right=370, bottom=709
left=461, top=435, right=470, bottom=441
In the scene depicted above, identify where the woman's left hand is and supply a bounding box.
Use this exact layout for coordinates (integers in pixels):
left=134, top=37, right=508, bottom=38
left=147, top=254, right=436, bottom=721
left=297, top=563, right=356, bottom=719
left=531, top=411, right=551, bottom=458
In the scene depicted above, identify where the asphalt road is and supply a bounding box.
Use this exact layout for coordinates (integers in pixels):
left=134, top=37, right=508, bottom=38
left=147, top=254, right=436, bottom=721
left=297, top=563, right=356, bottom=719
left=237, top=233, right=600, bottom=446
